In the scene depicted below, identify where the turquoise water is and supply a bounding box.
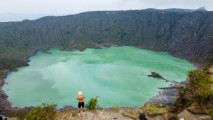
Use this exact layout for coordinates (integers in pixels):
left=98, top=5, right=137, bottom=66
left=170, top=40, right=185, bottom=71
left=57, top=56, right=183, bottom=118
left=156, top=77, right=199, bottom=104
left=3, top=46, right=196, bottom=109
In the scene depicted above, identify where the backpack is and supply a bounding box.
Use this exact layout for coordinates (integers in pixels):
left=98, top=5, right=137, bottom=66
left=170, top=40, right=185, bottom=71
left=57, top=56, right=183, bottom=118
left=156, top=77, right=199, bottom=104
left=139, top=113, right=147, bottom=120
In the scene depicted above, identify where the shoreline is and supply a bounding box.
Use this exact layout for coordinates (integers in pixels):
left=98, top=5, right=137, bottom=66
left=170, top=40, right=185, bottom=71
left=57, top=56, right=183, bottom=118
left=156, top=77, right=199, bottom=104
left=23, top=47, right=43, bottom=61
left=0, top=47, right=44, bottom=111
left=171, top=54, right=203, bottom=69
left=0, top=44, right=201, bottom=113
left=136, top=46, right=203, bottom=69
left=0, top=70, right=12, bottom=110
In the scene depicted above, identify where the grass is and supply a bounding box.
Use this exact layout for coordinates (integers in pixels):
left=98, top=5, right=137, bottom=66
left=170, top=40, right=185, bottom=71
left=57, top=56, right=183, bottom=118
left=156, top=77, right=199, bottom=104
left=112, top=106, right=120, bottom=112
left=142, top=104, right=167, bottom=116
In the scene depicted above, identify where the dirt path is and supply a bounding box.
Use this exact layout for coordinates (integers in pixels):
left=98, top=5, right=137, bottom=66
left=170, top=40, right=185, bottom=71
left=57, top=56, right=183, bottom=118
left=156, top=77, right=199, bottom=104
left=54, top=109, right=136, bottom=120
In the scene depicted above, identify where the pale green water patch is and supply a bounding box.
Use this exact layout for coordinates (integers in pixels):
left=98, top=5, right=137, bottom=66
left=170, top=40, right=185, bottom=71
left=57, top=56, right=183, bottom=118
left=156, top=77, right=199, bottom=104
left=3, top=46, right=196, bottom=109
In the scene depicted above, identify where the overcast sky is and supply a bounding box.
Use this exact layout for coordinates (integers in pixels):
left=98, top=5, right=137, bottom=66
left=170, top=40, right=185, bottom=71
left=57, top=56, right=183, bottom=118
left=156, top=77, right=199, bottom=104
left=0, top=0, right=213, bottom=21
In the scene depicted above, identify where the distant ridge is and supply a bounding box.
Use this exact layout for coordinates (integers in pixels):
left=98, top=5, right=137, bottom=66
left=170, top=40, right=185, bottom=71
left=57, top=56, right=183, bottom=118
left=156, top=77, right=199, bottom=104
left=0, top=9, right=212, bottom=66
left=144, top=7, right=207, bottom=12
left=0, top=8, right=208, bottom=22
left=0, top=13, right=50, bottom=22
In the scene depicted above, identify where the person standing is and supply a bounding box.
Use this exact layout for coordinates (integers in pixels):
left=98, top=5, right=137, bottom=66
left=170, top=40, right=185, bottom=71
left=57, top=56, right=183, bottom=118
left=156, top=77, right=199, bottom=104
left=77, top=91, right=85, bottom=116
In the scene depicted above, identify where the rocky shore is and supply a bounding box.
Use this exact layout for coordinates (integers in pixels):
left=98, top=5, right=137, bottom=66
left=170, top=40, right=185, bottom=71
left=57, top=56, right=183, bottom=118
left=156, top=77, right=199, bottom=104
left=146, top=72, right=188, bottom=106
left=144, top=58, right=203, bottom=107
left=0, top=70, right=12, bottom=110
left=23, top=47, right=43, bottom=61
left=144, top=57, right=204, bottom=106
left=0, top=47, right=44, bottom=112
left=146, top=86, right=178, bottom=106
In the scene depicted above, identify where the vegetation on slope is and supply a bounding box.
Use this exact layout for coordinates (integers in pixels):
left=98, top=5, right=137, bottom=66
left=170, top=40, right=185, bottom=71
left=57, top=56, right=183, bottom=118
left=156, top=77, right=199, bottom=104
left=142, top=104, right=167, bottom=116
left=0, top=58, right=27, bottom=71
left=0, top=58, right=28, bottom=78
left=0, top=10, right=212, bottom=64
left=169, top=58, right=213, bottom=117
left=25, top=103, right=56, bottom=120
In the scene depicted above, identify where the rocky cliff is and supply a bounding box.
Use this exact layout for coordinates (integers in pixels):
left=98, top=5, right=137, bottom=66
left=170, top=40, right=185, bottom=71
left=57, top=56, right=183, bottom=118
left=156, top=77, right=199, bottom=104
left=0, top=10, right=212, bottom=65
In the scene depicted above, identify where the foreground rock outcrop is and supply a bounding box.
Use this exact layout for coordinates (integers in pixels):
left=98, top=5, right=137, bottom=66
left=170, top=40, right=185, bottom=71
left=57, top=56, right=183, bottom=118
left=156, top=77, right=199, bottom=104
left=146, top=86, right=178, bottom=106
left=146, top=72, right=184, bottom=106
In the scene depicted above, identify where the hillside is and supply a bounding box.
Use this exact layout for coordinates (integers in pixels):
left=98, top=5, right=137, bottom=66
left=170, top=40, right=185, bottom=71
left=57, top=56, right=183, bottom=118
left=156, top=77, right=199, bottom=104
left=0, top=10, right=212, bottom=65
left=0, top=9, right=213, bottom=120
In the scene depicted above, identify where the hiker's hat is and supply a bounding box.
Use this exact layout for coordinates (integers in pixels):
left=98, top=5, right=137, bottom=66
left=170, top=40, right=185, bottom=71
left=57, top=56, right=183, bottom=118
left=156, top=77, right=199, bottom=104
left=78, top=91, right=83, bottom=96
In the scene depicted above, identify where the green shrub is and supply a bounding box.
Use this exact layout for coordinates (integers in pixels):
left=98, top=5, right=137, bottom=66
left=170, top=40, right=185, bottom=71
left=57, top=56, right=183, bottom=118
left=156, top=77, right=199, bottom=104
left=85, top=96, right=99, bottom=110
left=187, top=69, right=213, bottom=103
left=177, top=85, right=185, bottom=97
left=25, top=103, right=57, bottom=120
left=142, top=104, right=167, bottom=116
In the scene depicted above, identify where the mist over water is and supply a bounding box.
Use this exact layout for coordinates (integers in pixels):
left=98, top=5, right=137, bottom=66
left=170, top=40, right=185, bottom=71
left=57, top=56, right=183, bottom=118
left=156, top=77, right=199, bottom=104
left=3, top=46, right=196, bottom=108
